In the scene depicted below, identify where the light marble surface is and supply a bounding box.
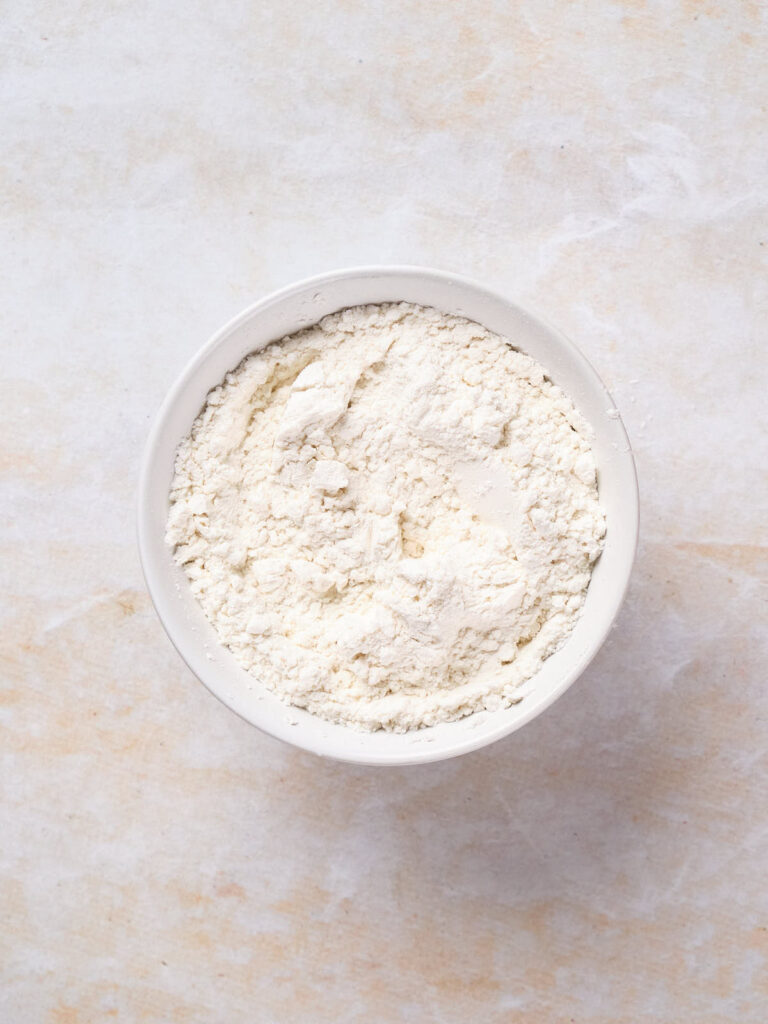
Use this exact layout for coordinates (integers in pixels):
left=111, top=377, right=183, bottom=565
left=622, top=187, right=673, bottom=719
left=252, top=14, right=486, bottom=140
left=2, top=1, right=767, bottom=1020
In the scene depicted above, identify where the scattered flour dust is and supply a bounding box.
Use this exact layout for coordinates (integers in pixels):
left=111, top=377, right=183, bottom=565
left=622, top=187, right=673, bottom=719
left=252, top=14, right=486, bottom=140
left=166, top=303, right=605, bottom=731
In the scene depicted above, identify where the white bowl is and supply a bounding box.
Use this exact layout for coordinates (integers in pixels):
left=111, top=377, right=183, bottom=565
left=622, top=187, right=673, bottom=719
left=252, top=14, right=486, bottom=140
left=138, top=267, right=638, bottom=766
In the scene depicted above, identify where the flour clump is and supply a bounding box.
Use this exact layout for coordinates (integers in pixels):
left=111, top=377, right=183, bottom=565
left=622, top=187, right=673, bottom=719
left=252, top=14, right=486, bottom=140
left=166, top=303, right=605, bottom=731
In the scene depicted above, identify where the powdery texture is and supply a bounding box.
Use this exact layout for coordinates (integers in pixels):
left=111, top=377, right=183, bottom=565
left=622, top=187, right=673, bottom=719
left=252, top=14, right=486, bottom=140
left=166, top=303, right=605, bottom=731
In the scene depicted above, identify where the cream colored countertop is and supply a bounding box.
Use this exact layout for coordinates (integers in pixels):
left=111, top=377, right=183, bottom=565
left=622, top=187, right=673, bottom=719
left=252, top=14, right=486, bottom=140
left=2, top=2, right=767, bottom=1021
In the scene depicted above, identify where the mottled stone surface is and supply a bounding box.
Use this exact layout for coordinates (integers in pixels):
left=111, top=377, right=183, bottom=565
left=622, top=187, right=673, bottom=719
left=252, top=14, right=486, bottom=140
left=2, top=1, right=766, bottom=1021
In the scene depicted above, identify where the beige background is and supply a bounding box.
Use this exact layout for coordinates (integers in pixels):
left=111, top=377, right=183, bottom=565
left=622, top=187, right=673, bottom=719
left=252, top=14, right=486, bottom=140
left=2, top=1, right=767, bottom=1021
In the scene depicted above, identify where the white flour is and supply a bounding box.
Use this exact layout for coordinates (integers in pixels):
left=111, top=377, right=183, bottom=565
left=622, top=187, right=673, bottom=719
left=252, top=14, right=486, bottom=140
left=166, top=303, right=605, bottom=731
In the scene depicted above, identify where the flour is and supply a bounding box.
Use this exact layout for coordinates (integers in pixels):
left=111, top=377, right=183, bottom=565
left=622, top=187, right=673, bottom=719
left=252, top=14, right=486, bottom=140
left=166, top=303, right=605, bottom=731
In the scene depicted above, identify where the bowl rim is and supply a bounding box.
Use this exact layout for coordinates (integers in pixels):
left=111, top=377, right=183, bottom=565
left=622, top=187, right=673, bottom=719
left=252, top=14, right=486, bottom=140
left=137, top=264, right=639, bottom=765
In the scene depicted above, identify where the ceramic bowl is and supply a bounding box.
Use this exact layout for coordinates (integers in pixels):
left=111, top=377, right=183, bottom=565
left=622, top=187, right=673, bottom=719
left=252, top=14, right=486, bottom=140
left=138, top=266, right=638, bottom=765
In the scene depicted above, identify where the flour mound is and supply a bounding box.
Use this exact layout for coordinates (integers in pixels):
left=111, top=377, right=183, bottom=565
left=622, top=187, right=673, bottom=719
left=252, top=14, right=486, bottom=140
left=166, top=303, right=605, bottom=731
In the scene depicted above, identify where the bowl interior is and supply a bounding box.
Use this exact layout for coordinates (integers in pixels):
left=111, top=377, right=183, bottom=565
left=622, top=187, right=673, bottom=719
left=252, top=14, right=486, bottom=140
left=138, top=268, right=638, bottom=765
